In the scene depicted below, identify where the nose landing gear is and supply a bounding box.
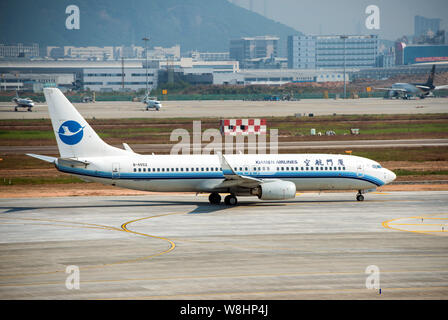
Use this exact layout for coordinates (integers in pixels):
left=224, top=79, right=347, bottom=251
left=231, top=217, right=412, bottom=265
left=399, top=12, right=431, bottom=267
left=356, top=190, right=364, bottom=201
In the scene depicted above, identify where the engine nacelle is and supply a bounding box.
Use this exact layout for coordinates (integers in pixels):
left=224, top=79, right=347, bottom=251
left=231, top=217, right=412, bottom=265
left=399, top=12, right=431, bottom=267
left=251, top=180, right=296, bottom=200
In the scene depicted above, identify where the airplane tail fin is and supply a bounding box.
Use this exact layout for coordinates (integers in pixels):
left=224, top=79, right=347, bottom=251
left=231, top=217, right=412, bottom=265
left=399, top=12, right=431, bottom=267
left=43, top=88, right=128, bottom=158
left=426, top=64, right=436, bottom=87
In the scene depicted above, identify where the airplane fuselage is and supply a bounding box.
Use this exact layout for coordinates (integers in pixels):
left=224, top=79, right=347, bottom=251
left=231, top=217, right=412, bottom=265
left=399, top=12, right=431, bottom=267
left=56, top=153, right=395, bottom=194
left=12, top=97, right=34, bottom=111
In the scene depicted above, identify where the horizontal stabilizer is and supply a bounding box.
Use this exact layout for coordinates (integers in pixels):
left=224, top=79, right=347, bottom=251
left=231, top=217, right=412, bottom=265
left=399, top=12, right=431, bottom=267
left=435, top=85, right=448, bottom=90
left=26, top=153, right=56, bottom=163
left=57, top=158, right=90, bottom=168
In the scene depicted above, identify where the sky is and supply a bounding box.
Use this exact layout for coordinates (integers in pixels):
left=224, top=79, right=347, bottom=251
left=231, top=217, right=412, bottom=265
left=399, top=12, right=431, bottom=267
left=230, top=0, right=448, bottom=40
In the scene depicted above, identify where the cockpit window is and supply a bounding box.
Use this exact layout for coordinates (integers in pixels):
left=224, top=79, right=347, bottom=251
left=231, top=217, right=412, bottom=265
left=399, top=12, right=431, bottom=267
left=372, top=164, right=382, bottom=169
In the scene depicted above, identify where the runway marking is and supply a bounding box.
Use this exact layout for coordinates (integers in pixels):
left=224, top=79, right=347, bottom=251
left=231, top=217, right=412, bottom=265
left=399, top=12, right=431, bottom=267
left=382, top=213, right=448, bottom=236
left=119, top=213, right=177, bottom=262
left=0, top=212, right=180, bottom=280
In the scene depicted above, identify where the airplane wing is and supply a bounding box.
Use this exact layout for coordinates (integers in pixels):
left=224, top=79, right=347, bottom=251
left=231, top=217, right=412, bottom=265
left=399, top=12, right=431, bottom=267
left=57, top=158, right=90, bottom=168
left=373, top=87, right=407, bottom=92
left=435, top=85, right=448, bottom=90
left=215, top=152, right=263, bottom=189
left=415, top=85, right=431, bottom=90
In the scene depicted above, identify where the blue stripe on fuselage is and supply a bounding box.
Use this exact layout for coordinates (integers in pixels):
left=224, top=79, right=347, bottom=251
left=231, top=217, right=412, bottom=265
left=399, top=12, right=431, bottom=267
left=57, top=165, right=385, bottom=187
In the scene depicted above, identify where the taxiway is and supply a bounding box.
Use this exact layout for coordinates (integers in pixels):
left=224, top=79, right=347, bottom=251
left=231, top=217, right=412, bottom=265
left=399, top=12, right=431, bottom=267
left=0, top=191, right=447, bottom=299
left=1, top=97, right=447, bottom=120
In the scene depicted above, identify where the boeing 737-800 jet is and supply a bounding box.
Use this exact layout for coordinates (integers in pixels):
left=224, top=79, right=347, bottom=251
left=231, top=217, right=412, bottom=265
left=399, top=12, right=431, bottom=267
left=27, top=88, right=396, bottom=205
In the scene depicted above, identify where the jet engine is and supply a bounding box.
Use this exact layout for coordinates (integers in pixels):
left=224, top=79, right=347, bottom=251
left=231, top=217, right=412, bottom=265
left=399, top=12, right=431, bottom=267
left=251, top=180, right=296, bottom=200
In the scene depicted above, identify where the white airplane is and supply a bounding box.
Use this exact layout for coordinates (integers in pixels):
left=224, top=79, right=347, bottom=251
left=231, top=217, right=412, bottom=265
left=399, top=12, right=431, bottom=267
left=12, top=92, right=35, bottom=112
left=145, top=99, right=162, bottom=111
left=27, top=88, right=396, bottom=205
left=142, top=94, right=162, bottom=111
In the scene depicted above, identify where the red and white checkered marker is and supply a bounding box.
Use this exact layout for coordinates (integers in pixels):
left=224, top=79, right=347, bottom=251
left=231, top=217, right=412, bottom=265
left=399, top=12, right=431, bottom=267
left=220, top=119, right=266, bottom=136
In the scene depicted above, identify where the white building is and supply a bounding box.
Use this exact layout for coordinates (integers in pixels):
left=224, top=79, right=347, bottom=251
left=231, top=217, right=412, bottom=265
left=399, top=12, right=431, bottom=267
left=83, top=67, right=158, bottom=92
left=191, top=51, right=230, bottom=61
left=158, top=57, right=239, bottom=73
left=0, top=60, right=158, bottom=92
left=64, top=46, right=115, bottom=60
left=213, top=69, right=349, bottom=85
left=0, top=43, right=39, bottom=58
left=0, top=73, right=74, bottom=92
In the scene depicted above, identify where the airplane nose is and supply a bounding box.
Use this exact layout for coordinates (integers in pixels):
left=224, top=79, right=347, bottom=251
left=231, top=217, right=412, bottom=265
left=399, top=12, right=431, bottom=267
left=385, top=169, right=396, bottom=184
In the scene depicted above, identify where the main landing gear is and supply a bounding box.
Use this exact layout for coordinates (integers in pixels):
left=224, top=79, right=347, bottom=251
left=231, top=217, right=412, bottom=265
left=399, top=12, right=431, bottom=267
left=356, top=190, right=364, bottom=201
left=208, top=192, right=221, bottom=205
left=208, top=192, right=238, bottom=205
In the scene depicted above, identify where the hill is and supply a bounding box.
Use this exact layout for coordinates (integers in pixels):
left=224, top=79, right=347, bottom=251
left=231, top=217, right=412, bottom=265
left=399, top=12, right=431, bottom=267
left=0, top=0, right=300, bottom=54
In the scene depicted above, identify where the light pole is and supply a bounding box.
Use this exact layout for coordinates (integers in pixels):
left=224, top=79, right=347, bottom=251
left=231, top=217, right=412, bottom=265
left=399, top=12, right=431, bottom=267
left=142, top=36, right=149, bottom=97
left=340, top=35, right=348, bottom=99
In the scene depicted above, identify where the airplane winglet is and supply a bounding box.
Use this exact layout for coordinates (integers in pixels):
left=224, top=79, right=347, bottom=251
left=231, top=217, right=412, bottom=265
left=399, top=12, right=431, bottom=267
left=217, top=152, right=236, bottom=176
left=215, top=152, right=262, bottom=188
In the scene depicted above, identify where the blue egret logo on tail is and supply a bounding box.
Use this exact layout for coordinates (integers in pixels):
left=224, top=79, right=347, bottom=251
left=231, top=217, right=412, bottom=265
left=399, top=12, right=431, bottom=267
left=58, top=120, right=85, bottom=145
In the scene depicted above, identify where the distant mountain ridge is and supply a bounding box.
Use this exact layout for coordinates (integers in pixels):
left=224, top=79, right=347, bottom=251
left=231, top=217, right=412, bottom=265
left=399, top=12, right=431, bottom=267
left=0, top=0, right=300, bottom=55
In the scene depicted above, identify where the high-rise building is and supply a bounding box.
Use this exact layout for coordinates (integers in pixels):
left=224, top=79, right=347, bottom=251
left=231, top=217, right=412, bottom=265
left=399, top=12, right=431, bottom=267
left=394, top=41, right=406, bottom=65
left=229, top=36, right=279, bottom=68
left=287, top=35, right=316, bottom=69
left=415, top=15, right=441, bottom=38
left=287, top=35, right=378, bottom=69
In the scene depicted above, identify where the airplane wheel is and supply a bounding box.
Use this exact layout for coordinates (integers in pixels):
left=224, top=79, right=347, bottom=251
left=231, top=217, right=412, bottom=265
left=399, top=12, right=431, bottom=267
left=356, top=194, right=364, bottom=201
left=224, top=194, right=238, bottom=206
left=14, top=107, right=18, bottom=112
left=209, top=192, right=221, bottom=205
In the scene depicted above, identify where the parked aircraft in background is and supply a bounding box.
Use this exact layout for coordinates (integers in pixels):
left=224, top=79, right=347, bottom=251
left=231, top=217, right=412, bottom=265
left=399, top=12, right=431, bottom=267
left=142, top=93, right=162, bottom=111
left=374, top=65, right=448, bottom=99
left=12, top=92, right=34, bottom=111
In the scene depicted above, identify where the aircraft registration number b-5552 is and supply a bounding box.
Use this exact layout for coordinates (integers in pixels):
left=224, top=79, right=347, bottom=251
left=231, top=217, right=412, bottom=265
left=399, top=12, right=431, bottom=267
left=27, top=88, right=396, bottom=205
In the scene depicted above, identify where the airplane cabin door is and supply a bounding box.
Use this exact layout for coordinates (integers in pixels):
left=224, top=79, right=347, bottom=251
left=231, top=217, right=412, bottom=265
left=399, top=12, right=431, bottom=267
left=356, top=163, right=364, bottom=177
left=112, top=163, right=120, bottom=179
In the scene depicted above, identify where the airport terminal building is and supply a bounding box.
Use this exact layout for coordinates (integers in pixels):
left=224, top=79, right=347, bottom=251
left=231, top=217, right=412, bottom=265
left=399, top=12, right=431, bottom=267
left=287, top=35, right=379, bottom=69
left=0, top=60, right=158, bottom=92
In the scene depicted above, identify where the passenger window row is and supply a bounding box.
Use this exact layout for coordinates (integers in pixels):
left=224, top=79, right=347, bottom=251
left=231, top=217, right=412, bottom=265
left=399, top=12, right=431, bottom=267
left=133, top=167, right=222, bottom=173
left=132, top=166, right=347, bottom=173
